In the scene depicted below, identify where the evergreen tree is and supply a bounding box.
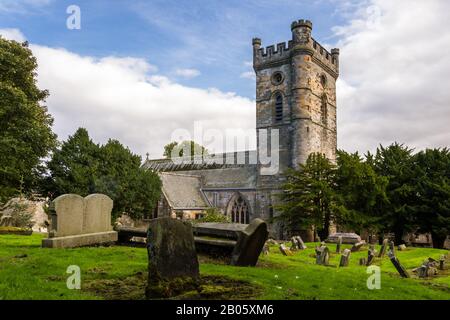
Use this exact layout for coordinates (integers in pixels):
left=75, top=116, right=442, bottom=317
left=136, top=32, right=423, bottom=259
left=0, top=37, right=56, bottom=201
left=276, top=153, right=337, bottom=240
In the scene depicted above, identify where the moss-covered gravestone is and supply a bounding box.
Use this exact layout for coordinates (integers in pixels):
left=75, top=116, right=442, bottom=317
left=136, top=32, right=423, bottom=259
left=146, top=217, right=200, bottom=298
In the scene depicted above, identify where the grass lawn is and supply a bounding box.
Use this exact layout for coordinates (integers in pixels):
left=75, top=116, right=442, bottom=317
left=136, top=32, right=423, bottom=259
left=0, top=233, right=449, bottom=300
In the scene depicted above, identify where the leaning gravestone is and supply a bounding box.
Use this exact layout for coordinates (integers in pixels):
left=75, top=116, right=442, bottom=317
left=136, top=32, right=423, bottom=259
left=351, top=241, right=365, bottom=252
left=295, top=236, right=307, bottom=250
left=146, top=217, right=199, bottom=298
left=291, top=236, right=299, bottom=250
left=388, top=251, right=409, bottom=278
left=366, top=246, right=376, bottom=266
left=279, top=244, right=293, bottom=256
left=42, top=194, right=117, bottom=248
left=378, top=238, right=388, bottom=258
left=316, top=245, right=330, bottom=265
left=231, top=218, right=268, bottom=266
left=339, top=249, right=351, bottom=267
left=336, top=236, right=342, bottom=254
left=389, top=241, right=395, bottom=255
left=440, top=255, right=445, bottom=270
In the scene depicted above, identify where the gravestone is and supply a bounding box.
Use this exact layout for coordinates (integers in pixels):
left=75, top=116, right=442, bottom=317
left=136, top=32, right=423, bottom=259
left=295, top=236, right=307, bottom=250
left=398, top=244, right=407, bottom=251
left=389, top=241, right=395, bottom=255
left=440, top=255, right=445, bottom=270
left=279, top=244, right=293, bottom=256
left=388, top=251, right=409, bottom=278
left=146, top=217, right=199, bottom=298
left=326, top=232, right=361, bottom=244
left=42, top=194, right=117, bottom=248
left=336, top=236, right=342, bottom=254
left=316, top=245, right=329, bottom=265
left=378, top=238, right=388, bottom=257
left=359, top=257, right=367, bottom=266
left=351, top=241, right=365, bottom=252
left=367, top=246, right=376, bottom=266
left=231, top=218, right=268, bottom=266
left=262, top=244, right=269, bottom=255
left=339, top=249, right=351, bottom=267
left=291, top=236, right=299, bottom=250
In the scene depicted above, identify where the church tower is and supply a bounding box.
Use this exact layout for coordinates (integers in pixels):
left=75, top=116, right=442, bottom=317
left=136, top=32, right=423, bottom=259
left=253, top=19, right=339, bottom=238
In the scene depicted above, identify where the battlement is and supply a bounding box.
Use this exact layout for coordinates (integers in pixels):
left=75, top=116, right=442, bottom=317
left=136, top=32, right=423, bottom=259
left=253, top=19, right=340, bottom=76
left=291, top=19, right=312, bottom=30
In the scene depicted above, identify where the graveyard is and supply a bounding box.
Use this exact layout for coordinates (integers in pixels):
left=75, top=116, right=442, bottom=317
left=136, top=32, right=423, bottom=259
left=0, top=233, right=448, bottom=300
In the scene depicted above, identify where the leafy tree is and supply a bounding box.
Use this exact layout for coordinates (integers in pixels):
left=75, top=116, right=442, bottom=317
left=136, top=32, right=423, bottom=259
left=163, top=140, right=208, bottom=159
left=0, top=37, right=57, bottom=201
left=366, top=143, right=416, bottom=244
left=334, top=150, right=388, bottom=235
left=410, top=148, right=450, bottom=248
left=44, top=128, right=161, bottom=220
left=275, top=153, right=338, bottom=240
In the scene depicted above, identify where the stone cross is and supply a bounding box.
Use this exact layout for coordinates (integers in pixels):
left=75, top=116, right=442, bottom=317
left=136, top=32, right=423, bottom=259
left=388, top=251, right=409, bottom=278
left=378, top=238, right=388, bottom=258
left=316, top=245, right=330, bottom=265
left=336, top=236, right=342, bottom=254
left=339, top=249, right=351, bottom=267
left=146, top=217, right=199, bottom=298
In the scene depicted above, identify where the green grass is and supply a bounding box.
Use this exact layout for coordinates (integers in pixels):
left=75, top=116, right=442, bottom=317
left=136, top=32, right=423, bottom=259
left=0, top=234, right=448, bottom=300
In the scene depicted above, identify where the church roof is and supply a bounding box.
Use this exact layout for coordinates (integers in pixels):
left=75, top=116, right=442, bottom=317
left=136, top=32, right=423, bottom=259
left=159, top=172, right=210, bottom=210
left=143, top=150, right=257, bottom=172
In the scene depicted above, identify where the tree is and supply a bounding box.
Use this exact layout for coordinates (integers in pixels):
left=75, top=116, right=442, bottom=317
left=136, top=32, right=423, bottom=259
left=0, top=37, right=57, bottom=201
left=410, top=148, right=450, bottom=248
left=366, top=143, right=416, bottom=244
left=44, top=128, right=161, bottom=220
left=163, top=140, right=208, bottom=159
left=334, top=150, right=388, bottom=235
left=275, top=153, right=338, bottom=240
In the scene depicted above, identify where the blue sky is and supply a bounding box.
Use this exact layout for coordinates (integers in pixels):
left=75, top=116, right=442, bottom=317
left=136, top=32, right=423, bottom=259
left=1, top=0, right=449, bottom=158
left=0, top=0, right=349, bottom=98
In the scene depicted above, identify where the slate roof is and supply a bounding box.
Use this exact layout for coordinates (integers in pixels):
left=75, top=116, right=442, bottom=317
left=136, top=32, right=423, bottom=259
left=143, top=150, right=257, bottom=172
left=159, top=172, right=210, bottom=210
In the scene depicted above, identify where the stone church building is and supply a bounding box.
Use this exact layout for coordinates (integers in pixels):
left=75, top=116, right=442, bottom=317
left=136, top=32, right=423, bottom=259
left=143, top=19, right=339, bottom=239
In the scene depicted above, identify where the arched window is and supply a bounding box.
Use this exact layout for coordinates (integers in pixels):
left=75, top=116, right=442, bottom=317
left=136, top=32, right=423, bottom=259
left=321, top=95, right=328, bottom=125
left=275, top=93, right=283, bottom=122
left=228, top=194, right=250, bottom=224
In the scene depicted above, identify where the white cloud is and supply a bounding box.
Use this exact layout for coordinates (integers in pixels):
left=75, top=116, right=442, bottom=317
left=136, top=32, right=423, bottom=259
left=0, top=28, right=26, bottom=42
left=174, top=68, right=201, bottom=79
left=28, top=44, right=255, bottom=159
left=0, top=0, right=52, bottom=13
left=240, top=71, right=256, bottom=80
left=335, top=0, right=450, bottom=153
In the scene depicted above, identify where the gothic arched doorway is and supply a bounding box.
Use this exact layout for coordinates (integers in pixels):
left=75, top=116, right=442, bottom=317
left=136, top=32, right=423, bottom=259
left=227, top=193, right=250, bottom=224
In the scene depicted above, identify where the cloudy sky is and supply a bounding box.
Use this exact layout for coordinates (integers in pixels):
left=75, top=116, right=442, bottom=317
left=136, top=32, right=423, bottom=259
left=1, top=0, right=449, bottom=159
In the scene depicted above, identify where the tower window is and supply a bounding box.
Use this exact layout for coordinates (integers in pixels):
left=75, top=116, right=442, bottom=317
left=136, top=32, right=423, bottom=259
left=320, top=74, right=327, bottom=87
left=321, top=95, right=328, bottom=125
left=275, top=93, right=283, bottom=122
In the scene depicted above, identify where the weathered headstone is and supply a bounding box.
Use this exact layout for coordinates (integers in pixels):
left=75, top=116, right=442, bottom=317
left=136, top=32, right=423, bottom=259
left=42, top=194, right=117, bottom=248
left=339, top=249, right=351, bottom=267
left=336, top=236, right=342, bottom=254
left=326, top=232, right=361, bottom=244
left=316, top=245, right=330, bottom=265
left=279, top=244, right=293, bottom=256
left=291, top=236, right=299, bottom=250
left=378, top=238, right=388, bottom=257
left=389, top=241, right=395, bottom=255
left=266, top=238, right=278, bottom=245
left=398, top=244, right=407, bottom=251
left=388, top=251, right=409, bottom=278
left=231, top=218, right=269, bottom=266
left=262, top=244, right=270, bottom=255
left=439, top=255, right=445, bottom=270
left=351, top=241, right=365, bottom=252
left=359, top=257, right=367, bottom=266
left=366, top=246, right=376, bottom=266
left=146, top=217, right=199, bottom=298
left=295, top=236, right=307, bottom=250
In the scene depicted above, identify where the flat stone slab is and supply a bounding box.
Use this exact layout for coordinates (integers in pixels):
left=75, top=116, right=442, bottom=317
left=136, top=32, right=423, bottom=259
left=42, top=231, right=118, bottom=248
left=194, top=236, right=236, bottom=248
left=192, top=223, right=248, bottom=240
left=326, top=232, right=362, bottom=244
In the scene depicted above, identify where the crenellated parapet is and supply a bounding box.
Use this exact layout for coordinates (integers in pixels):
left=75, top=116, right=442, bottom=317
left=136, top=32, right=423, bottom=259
left=253, top=19, right=340, bottom=78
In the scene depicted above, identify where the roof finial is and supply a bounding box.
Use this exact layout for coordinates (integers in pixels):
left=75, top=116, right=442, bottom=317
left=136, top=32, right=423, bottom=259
left=146, top=152, right=149, bottom=161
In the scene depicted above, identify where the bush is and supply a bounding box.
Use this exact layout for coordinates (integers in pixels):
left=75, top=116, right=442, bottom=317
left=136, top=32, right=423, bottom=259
left=194, top=208, right=230, bottom=224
